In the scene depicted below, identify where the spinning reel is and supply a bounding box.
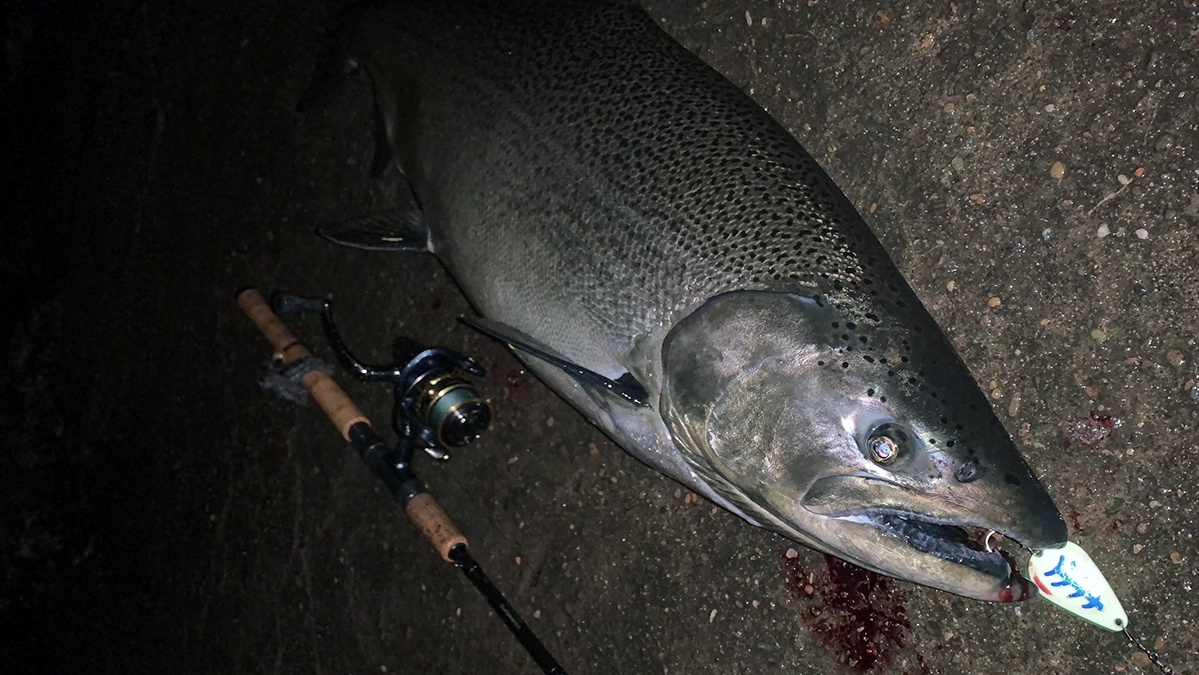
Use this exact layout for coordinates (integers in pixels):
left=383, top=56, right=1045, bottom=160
left=270, top=293, right=491, bottom=463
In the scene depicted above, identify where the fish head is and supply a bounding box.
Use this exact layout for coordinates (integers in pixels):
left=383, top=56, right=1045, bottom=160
left=660, top=291, right=1067, bottom=601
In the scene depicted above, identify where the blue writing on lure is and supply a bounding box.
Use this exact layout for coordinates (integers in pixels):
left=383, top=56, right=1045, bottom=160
left=1043, top=554, right=1105, bottom=611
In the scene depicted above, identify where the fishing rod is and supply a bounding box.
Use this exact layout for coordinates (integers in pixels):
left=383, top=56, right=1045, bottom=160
left=237, top=287, right=567, bottom=675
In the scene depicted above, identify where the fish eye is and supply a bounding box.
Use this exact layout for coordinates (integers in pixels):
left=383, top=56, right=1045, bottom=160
left=868, top=435, right=899, bottom=463
left=864, top=423, right=910, bottom=465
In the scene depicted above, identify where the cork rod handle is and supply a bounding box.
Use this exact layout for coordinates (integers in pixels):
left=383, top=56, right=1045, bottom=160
left=405, top=493, right=469, bottom=562
left=237, top=288, right=368, bottom=438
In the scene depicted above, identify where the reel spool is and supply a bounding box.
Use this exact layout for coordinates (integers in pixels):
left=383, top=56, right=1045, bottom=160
left=385, top=336, right=491, bottom=459
left=412, top=371, right=489, bottom=448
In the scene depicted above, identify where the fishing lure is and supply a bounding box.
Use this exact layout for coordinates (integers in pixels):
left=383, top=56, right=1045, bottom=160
left=1029, top=542, right=1173, bottom=674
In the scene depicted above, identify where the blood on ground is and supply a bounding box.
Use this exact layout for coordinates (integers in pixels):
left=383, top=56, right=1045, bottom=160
left=781, top=551, right=927, bottom=673
left=1067, top=509, right=1084, bottom=535
left=502, top=367, right=530, bottom=400
left=1059, top=412, right=1117, bottom=447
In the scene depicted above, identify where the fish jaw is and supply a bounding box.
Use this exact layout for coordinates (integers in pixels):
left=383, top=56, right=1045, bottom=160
left=766, top=501, right=1036, bottom=602
left=801, top=473, right=1067, bottom=554
left=659, top=290, right=1067, bottom=601
left=787, top=474, right=1053, bottom=601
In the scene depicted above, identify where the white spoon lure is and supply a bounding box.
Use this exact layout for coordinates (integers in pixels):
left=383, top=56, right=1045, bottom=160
left=1029, top=541, right=1127, bottom=631
left=1029, top=541, right=1172, bottom=674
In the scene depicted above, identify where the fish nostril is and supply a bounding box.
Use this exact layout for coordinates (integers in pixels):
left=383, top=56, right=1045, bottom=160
left=955, top=462, right=979, bottom=483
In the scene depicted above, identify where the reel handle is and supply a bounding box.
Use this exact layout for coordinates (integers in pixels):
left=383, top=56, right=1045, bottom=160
left=238, top=288, right=369, bottom=439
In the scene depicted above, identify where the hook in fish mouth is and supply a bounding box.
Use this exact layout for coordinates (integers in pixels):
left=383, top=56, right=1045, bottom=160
left=854, top=512, right=1033, bottom=601
left=791, top=472, right=1064, bottom=601
left=870, top=513, right=1005, bottom=569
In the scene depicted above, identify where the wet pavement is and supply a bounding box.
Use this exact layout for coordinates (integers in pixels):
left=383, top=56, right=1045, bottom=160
left=2, top=1, right=1196, bottom=673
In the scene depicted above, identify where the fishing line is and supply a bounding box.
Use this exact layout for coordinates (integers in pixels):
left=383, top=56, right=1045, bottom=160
left=1118, top=622, right=1172, bottom=675
left=313, top=292, right=622, bottom=674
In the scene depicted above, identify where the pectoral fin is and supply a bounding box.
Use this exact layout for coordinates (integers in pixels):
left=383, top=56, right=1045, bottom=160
left=460, top=316, right=650, bottom=407
left=316, top=209, right=429, bottom=252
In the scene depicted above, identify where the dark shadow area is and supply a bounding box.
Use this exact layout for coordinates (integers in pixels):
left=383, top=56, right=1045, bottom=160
left=2, top=1, right=146, bottom=672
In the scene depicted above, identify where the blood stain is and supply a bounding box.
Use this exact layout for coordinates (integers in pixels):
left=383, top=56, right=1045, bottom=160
left=995, top=549, right=1033, bottom=602
left=1066, top=510, right=1084, bottom=534
left=1106, top=518, right=1123, bottom=533
left=1059, top=412, right=1117, bottom=447
left=781, top=552, right=921, bottom=672
left=501, top=367, right=531, bottom=401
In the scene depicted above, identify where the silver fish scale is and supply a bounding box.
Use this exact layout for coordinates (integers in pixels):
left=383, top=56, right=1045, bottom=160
left=375, top=1, right=1006, bottom=458
left=388, top=2, right=915, bottom=353
left=514, top=4, right=888, bottom=299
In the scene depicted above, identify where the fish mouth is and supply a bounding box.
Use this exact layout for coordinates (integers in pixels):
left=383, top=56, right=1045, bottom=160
left=795, top=475, right=1052, bottom=601
left=819, top=509, right=1035, bottom=602
left=866, top=512, right=1015, bottom=580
